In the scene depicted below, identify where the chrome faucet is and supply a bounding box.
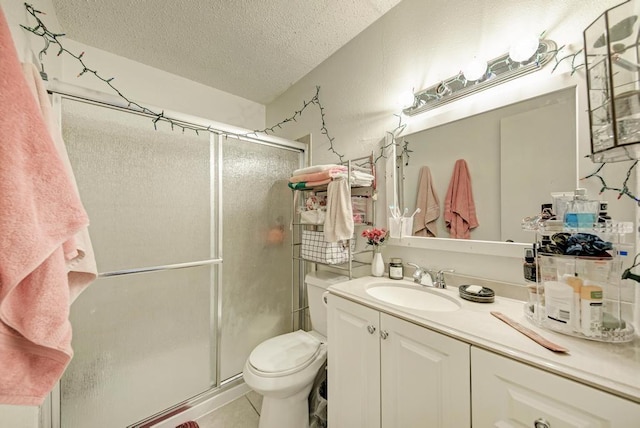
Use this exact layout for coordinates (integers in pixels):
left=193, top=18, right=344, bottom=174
left=406, top=263, right=436, bottom=286
left=407, top=264, right=454, bottom=289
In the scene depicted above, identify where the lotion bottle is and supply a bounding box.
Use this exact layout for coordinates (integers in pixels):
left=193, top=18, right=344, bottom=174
left=581, top=284, right=603, bottom=337
left=563, top=274, right=583, bottom=332
left=544, top=281, right=573, bottom=332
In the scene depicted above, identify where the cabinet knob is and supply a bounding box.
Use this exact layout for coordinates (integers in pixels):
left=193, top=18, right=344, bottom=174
left=534, top=418, right=550, bottom=428
left=367, top=325, right=376, bottom=334
left=380, top=330, right=389, bottom=339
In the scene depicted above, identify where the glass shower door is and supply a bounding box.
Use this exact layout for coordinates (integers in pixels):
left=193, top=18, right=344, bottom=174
left=59, top=98, right=216, bottom=427
left=219, top=138, right=300, bottom=380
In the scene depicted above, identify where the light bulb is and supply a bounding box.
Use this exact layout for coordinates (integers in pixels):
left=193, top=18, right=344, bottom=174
left=397, top=89, right=417, bottom=109
left=509, top=36, right=540, bottom=63
left=462, top=58, right=487, bottom=82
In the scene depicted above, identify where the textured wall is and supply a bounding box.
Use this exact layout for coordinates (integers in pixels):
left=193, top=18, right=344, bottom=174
left=0, top=0, right=265, bottom=130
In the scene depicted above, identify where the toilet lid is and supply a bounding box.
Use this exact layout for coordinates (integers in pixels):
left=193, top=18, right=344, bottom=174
left=249, top=330, right=322, bottom=375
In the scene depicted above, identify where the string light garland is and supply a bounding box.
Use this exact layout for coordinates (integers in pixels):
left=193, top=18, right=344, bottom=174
left=550, top=46, right=584, bottom=75
left=20, top=3, right=350, bottom=160
left=21, top=3, right=209, bottom=135
left=582, top=161, right=640, bottom=204
left=372, top=114, right=410, bottom=165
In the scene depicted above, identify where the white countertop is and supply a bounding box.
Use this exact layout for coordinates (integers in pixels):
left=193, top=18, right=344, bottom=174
left=328, top=276, right=640, bottom=404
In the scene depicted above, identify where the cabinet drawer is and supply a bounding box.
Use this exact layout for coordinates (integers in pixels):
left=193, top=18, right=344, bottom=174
left=471, top=347, right=640, bottom=427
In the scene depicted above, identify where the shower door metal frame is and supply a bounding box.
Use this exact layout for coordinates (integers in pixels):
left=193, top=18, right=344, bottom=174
left=43, top=81, right=307, bottom=428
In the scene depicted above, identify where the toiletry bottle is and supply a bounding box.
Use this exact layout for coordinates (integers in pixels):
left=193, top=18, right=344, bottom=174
left=541, top=203, right=554, bottom=220
left=523, top=247, right=537, bottom=282
left=563, top=274, right=583, bottom=332
left=389, top=258, right=404, bottom=280
left=544, top=281, right=573, bottom=332
left=580, top=284, right=603, bottom=337
left=564, top=188, right=598, bottom=229
left=597, top=201, right=611, bottom=223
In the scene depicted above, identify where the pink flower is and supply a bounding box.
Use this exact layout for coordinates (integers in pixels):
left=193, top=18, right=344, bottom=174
left=362, top=228, right=387, bottom=247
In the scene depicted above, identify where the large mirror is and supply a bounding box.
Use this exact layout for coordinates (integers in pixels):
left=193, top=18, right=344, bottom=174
left=389, top=72, right=587, bottom=255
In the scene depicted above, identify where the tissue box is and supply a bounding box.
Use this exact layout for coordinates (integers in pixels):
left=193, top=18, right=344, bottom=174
left=301, top=230, right=355, bottom=265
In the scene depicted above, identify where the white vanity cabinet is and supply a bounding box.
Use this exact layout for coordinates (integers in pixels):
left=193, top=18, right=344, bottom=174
left=471, top=347, right=640, bottom=427
left=327, top=294, right=471, bottom=428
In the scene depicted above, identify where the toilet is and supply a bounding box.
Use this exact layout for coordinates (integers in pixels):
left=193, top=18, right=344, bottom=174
left=243, top=271, right=348, bottom=428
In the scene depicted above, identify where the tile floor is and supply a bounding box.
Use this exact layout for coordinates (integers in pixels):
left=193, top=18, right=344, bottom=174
left=195, top=390, right=262, bottom=428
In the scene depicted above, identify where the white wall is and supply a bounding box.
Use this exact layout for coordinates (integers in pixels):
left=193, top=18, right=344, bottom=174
left=266, top=0, right=637, bottom=284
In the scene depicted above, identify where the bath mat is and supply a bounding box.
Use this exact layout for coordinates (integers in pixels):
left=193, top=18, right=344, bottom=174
left=176, top=422, right=199, bottom=428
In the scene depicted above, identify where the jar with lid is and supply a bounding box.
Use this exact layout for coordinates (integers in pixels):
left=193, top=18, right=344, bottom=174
left=389, top=258, right=404, bottom=280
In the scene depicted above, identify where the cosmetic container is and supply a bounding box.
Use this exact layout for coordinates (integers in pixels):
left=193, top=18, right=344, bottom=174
left=389, top=258, right=404, bottom=280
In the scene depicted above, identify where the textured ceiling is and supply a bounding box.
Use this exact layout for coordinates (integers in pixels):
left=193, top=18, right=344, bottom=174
left=51, top=0, right=402, bottom=104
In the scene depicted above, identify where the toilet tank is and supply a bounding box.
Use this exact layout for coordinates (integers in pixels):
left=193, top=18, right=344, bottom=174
left=305, top=271, right=349, bottom=337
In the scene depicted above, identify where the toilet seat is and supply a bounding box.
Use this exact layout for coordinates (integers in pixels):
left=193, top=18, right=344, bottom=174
left=248, top=330, right=323, bottom=378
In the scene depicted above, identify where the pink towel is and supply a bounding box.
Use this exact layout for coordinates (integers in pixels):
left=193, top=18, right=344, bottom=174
left=22, top=62, right=98, bottom=302
left=413, top=166, right=440, bottom=237
left=444, top=159, right=479, bottom=239
left=289, top=167, right=347, bottom=183
left=0, top=8, right=90, bottom=405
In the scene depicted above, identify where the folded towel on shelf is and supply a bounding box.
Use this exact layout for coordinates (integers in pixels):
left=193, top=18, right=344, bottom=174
left=324, top=178, right=354, bottom=243
left=288, top=178, right=332, bottom=190
left=289, top=167, right=347, bottom=183
left=413, top=166, right=440, bottom=237
left=292, top=164, right=346, bottom=176
left=22, top=62, right=98, bottom=302
left=0, top=8, right=90, bottom=405
left=444, top=159, right=478, bottom=239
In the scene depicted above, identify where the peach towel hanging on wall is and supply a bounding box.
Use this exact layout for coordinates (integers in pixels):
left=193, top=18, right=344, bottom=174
left=444, top=159, right=479, bottom=239
left=413, top=166, right=440, bottom=237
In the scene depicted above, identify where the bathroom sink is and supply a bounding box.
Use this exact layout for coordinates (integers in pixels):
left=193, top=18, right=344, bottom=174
left=365, top=283, right=461, bottom=312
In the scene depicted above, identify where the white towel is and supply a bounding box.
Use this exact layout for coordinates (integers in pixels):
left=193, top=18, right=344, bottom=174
left=324, top=178, right=354, bottom=243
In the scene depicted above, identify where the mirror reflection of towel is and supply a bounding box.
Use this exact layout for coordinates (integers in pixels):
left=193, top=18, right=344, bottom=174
left=413, top=166, right=440, bottom=237
left=444, top=159, right=479, bottom=239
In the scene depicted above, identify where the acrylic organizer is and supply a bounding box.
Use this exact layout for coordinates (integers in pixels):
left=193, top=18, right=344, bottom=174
left=522, top=217, right=636, bottom=342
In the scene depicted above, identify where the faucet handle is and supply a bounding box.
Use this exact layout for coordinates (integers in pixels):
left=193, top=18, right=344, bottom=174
left=436, top=269, right=455, bottom=288
left=407, top=263, right=424, bottom=283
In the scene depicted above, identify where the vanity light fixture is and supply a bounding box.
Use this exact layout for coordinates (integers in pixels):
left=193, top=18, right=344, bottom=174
left=403, top=39, right=558, bottom=116
left=461, top=58, right=488, bottom=82
left=509, top=35, right=541, bottom=63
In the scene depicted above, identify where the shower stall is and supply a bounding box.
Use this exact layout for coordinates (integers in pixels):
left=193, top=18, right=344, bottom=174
left=46, top=89, right=305, bottom=427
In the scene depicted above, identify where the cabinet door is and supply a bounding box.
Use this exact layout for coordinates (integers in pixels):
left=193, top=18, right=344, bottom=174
left=380, top=314, right=471, bottom=428
left=471, top=347, right=640, bottom=427
left=328, top=295, right=381, bottom=428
